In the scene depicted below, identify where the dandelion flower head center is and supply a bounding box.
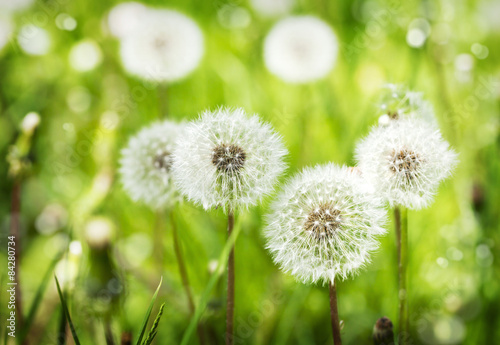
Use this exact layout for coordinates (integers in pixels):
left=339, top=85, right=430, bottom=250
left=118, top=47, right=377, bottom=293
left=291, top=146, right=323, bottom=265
left=153, top=150, right=173, bottom=173
left=153, top=36, right=169, bottom=50
left=211, top=143, right=247, bottom=173
left=390, top=148, right=421, bottom=180
left=304, top=203, right=341, bottom=240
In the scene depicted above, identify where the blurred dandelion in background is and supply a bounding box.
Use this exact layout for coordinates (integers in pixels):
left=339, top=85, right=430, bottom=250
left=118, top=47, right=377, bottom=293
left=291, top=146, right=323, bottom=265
left=119, top=120, right=185, bottom=210
left=117, top=7, right=204, bottom=83
left=263, top=16, right=338, bottom=83
left=376, top=84, right=436, bottom=126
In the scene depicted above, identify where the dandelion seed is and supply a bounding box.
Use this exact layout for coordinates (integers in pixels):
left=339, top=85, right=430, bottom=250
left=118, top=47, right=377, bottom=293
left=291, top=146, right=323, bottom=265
left=263, top=16, right=338, bottom=83
left=119, top=120, right=184, bottom=209
left=172, top=107, right=288, bottom=212
left=264, top=164, right=387, bottom=285
left=355, top=118, right=458, bottom=209
left=119, top=8, right=204, bottom=83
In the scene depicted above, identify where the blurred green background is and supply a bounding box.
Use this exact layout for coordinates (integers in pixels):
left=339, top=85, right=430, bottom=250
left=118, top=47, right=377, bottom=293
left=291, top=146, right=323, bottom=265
left=1, top=0, right=499, bottom=344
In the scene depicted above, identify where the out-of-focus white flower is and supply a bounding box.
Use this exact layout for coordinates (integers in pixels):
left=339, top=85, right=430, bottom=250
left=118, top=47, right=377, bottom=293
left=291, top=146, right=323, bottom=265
left=120, top=120, right=184, bottom=209
left=250, top=0, right=295, bottom=17
left=119, top=8, right=204, bottom=83
left=0, top=16, right=12, bottom=51
left=84, top=217, right=115, bottom=249
left=21, top=112, right=41, bottom=134
left=18, top=25, right=51, bottom=56
left=263, top=16, right=338, bottom=83
left=377, top=84, right=436, bottom=126
left=69, top=39, right=102, bottom=72
left=172, top=108, right=288, bottom=212
left=0, top=0, right=33, bottom=12
left=264, top=164, right=387, bottom=285
left=107, top=2, right=148, bottom=38
left=356, top=118, right=458, bottom=210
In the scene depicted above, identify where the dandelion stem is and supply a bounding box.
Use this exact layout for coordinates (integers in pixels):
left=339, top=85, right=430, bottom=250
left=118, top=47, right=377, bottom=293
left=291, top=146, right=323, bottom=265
left=395, top=206, right=409, bottom=344
left=170, top=211, right=206, bottom=345
left=328, top=280, right=342, bottom=345
left=10, top=180, right=24, bottom=328
left=226, top=210, right=235, bottom=345
left=157, top=84, right=168, bottom=118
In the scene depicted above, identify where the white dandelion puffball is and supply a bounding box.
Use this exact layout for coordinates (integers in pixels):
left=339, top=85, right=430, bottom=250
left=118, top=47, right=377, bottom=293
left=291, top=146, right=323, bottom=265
left=377, top=84, right=436, bottom=126
left=119, top=9, right=204, bottom=83
left=265, top=164, right=387, bottom=285
left=263, top=16, right=338, bottom=83
left=107, top=2, right=148, bottom=38
left=356, top=118, right=458, bottom=210
left=172, top=108, right=288, bottom=212
left=119, top=120, right=185, bottom=209
left=250, top=0, right=295, bottom=17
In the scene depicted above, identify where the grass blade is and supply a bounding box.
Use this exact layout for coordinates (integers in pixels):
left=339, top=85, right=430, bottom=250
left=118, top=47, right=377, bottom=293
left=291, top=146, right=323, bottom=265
left=135, top=278, right=163, bottom=345
left=180, top=221, right=242, bottom=345
left=19, top=252, right=63, bottom=343
left=55, top=276, right=81, bottom=345
left=142, top=303, right=165, bottom=345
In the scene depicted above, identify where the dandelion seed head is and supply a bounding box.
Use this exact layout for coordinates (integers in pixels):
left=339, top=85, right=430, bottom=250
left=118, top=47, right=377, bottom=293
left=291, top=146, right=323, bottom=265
left=119, top=120, right=184, bottom=209
left=377, top=84, right=436, bottom=125
left=172, top=107, right=288, bottom=212
left=356, top=118, right=458, bottom=209
left=264, top=164, right=387, bottom=285
left=263, top=16, right=338, bottom=83
left=107, top=2, right=148, bottom=38
left=119, top=8, right=204, bottom=83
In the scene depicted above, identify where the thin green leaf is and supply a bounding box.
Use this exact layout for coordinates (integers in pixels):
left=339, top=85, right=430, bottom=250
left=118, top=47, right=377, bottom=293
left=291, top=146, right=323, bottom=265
left=142, top=303, right=165, bottom=345
left=20, top=252, right=63, bottom=343
left=180, top=221, right=242, bottom=345
left=136, top=278, right=163, bottom=345
left=55, top=276, right=81, bottom=345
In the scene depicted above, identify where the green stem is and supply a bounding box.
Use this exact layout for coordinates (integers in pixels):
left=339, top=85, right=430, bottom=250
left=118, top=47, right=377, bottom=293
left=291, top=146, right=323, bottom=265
left=170, top=212, right=206, bottom=345
left=157, top=84, right=168, bottom=118
left=328, top=280, right=342, bottom=345
left=225, top=210, right=235, bottom=345
left=395, top=207, right=409, bottom=344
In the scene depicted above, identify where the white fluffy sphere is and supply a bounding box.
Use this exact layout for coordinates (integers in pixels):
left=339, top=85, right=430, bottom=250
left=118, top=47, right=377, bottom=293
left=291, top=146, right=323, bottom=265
left=172, top=108, right=288, bottom=212
left=264, top=16, right=338, bottom=83
left=356, top=118, right=458, bottom=210
left=265, top=164, right=387, bottom=285
left=119, top=9, right=204, bottom=83
left=107, top=2, right=148, bottom=38
left=119, top=120, right=185, bottom=209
